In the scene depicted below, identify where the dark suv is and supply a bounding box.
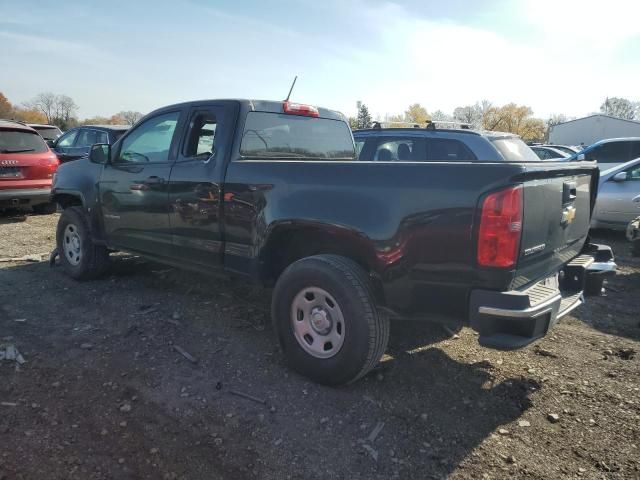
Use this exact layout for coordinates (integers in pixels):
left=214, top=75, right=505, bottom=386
left=353, top=123, right=542, bottom=163
left=570, top=137, right=640, bottom=169
left=51, top=125, right=129, bottom=163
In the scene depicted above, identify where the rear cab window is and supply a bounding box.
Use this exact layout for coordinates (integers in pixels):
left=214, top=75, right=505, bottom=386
left=240, top=112, right=355, bottom=160
left=490, top=136, right=541, bottom=162
left=0, top=129, right=48, bottom=154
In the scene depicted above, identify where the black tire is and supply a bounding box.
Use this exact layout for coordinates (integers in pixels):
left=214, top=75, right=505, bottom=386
left=56, top=206, right=109, bottom=280
left=33, top=202, right=58, bottom=215
left=272, top=254, right=389, bottom=385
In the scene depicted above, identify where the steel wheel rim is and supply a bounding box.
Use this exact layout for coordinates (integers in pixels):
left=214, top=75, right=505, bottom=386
left=63, top=223, right=82, bottom=266
left=290, top=286, right=345, bottom=359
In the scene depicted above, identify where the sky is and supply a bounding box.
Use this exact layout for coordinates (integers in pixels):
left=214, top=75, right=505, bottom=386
left=1, top=0, right=639, bottom=121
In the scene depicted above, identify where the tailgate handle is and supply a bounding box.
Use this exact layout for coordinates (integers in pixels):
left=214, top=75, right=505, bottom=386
left=563, top=181, right=577, bottom=203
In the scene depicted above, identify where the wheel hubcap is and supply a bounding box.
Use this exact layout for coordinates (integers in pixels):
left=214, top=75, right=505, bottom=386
left=63, top=223, right=82, bottom=266
left=291, top=287, right=345, bottom=359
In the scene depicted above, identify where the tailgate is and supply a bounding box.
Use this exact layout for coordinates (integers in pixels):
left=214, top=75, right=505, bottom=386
left=512, top=163, right=597, bottom=289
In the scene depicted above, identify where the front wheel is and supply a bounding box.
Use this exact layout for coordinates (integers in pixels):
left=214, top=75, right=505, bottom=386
left=56, top=207, right=109, bottom=280
left=272, top=254, right=389, bottom=385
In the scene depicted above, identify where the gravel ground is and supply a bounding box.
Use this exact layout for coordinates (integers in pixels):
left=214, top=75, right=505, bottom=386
left=0, top=212, right=638, bottom=480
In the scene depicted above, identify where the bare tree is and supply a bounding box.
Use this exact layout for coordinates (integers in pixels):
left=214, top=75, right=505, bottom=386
left=25, top=92, right=57, bottom=123
left=117, top=110, right=144, bottom=126
left=430, top=110, right=452, bottom=121
left=600, top=97, right=635, bottom=120
left=56, top=95, right=78, bottom=124
left=24, top=92, right=78, bottom=128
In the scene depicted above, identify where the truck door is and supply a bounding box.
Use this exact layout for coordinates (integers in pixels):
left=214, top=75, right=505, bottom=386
left=168, top=103, right=237, bottom=268
left=97, top=110, right=182, bottom=257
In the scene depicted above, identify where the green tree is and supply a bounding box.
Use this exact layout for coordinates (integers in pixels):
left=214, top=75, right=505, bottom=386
left=482, top=103, right=545, bottom=142
left=404, top=103, right=429, bottom=124
left=0, top=92, right=13, bottom=118
left=356, top=103, right=372, bottom=129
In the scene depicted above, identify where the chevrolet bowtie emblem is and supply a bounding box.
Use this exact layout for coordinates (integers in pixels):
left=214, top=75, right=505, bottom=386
left=562, top=205, right=576, bottom=225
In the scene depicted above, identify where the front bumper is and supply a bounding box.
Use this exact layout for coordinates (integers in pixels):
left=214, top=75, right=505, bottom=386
left=0, top=188, right=52, bottom=208
left=469, top=244, right=616, bottom=350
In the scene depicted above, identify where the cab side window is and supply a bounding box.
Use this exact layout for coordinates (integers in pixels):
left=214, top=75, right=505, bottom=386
left=373, top=139, right=421, bottom=161
left=117, top=112, right=179, bottom=164
left=75, top=129, right=99, bottom=148
left=625, top=165, right=640, bottom=181
left=184, top=112, right=217, bottom=158
left=428, top=138, right=476, bottom=161
left=592, top=142, right=631, bottom=163
left=57, top=130, right=78, bottom=148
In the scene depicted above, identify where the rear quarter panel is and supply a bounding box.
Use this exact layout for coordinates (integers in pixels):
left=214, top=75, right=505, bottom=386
left=222, top=160, right=527, bottom=318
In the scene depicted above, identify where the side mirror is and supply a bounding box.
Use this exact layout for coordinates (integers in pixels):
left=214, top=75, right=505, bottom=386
left=46, top=139, right=56, bottom=148
left=577, top=153, right=585, bottom=161
left=89, top=143, right=110, bottom=164
left=612, top=172, right=627, bottom=182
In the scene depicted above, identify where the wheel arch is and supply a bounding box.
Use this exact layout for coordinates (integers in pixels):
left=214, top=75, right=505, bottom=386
left=258, top=221, right=385, bottom=303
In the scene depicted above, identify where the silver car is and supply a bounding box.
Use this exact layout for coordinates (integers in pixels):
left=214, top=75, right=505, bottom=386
left=591, top=158, right=640, bottom=230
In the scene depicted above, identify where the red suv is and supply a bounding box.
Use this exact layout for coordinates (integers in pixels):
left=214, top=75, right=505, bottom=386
left=0, top=120, right=59, bottom=214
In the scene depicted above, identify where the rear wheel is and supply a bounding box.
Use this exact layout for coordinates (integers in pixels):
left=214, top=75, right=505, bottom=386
left=56, top=207, right=109, bottom=280
left=33, top=202, right=57, bottom=215
left=272, top=254, right=389, bottom=385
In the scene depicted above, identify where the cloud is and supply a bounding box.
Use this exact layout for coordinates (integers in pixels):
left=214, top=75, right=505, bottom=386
left=322, top=1, right=640, bottom=120
left=521, top=0, right=640, bottom=51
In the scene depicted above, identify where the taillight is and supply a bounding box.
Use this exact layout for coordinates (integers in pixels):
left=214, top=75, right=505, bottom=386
left=477, top=185, right=523, bottom=268
left=283, top=101, right=319, bottom=117
left=46, top=155, right=59, bottom=176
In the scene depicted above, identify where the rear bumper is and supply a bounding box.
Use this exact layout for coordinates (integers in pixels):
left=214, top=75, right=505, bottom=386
left=469, top=244, right=616, bottom=350
left=0, top=188, right=52, bottom=207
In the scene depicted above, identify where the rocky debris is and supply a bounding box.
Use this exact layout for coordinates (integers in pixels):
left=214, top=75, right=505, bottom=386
left=518, top=420, right=531, bottom=427
left=547, top=413, right=560, bottom=423
left=498, top=428, right=510, bottom=435
left=615, top=348, right=635, bottom=360
left=80, top=343, right=94, bottom=350
left=228, top=389, right=267, bottom=405
left=366, top=422, right=385, bottom=443
left=119, top=403, right=132, bottom=413
left=133, top=305, right=158, bottom=316
left=362, top=444, right=379, bottom=462
left=173, top=345, right=198, bottom=364
left=0, top=344, right=26, bottom=365
left=535, top=347, right=558, bottom=358
left=0, top=253, right=47, bottom=263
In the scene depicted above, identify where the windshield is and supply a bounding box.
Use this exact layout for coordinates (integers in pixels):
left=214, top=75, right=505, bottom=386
left=0, top=129, right=48, bottom=153
left=240, top=112, right=355, bottom=160
left=491, top=137, right=541, bottom=162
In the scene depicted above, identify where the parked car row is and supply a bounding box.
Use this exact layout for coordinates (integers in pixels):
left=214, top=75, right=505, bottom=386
left=0, top=121, right=129, bottom=214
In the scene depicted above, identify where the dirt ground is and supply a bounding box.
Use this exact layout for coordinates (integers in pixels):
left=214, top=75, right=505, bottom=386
left=0, top=212, right=638, bottom=480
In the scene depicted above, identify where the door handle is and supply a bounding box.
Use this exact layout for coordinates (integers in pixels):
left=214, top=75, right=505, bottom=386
left=144, top=176, right=165, bottom=185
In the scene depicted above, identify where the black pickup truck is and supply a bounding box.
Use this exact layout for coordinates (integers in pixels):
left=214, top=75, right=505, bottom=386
left=51, top=99, right=616, bottom=385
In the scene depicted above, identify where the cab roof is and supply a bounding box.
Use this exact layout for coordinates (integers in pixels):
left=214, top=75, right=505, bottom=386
left=147, top=99, right=347, bottom=122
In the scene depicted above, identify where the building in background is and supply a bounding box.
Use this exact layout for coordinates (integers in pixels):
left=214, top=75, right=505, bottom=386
left=549, top=114, right=640, bottom=147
